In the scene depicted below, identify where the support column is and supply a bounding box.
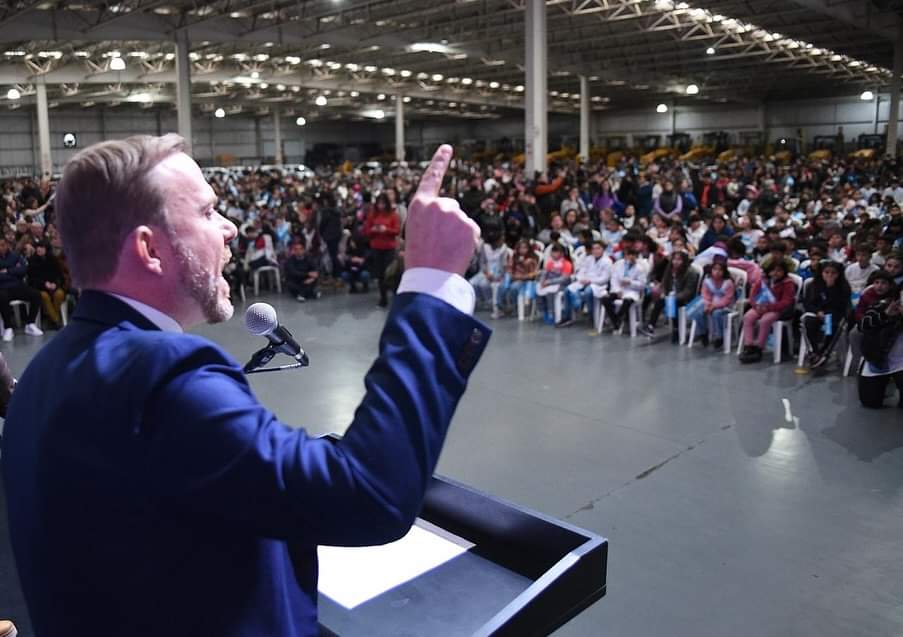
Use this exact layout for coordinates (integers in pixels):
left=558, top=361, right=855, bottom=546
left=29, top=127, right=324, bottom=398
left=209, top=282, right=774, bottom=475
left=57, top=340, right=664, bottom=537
left=874, top=94, right=881, bottom=135
left=395, top=96, right=405, bottom=163
left=35, top=81, right=52, bottom=178
left=254, top=116, right=263, bottom=159
left=670, top=101, right=676, bottom=137
left=273, top=110, right=283, bottom=164
left=174, top=30, right=193, bottom=152
left=525, top=0, right=547, bottom=175
left=887, top=18, right=903, bottom=157
left=579, top=75, right=590, bottom=162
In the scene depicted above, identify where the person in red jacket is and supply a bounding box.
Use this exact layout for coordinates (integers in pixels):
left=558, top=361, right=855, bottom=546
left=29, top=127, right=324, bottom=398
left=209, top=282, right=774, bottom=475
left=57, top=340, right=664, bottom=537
left=740, top=261, right=797, bottom=363
left=363, top=192, right=401, bottom=307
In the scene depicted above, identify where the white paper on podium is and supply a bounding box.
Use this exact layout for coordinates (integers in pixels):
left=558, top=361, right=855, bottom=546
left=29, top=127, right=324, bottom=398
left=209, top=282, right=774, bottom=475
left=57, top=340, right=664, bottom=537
left=317, top=520, right=475, bottom=610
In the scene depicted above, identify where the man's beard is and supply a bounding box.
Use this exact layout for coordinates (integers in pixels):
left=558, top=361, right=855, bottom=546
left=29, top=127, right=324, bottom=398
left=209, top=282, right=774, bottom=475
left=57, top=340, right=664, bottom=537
left=171, top=240, right=234, bottom=324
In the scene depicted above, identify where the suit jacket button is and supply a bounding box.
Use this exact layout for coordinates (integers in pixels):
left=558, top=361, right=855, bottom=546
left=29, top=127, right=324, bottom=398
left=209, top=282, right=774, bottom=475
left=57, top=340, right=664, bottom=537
left=469, top=329, right=482, bottom=345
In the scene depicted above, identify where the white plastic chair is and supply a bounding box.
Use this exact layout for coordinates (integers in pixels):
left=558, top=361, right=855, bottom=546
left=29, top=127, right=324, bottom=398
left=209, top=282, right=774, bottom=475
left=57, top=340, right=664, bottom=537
left=253, top=265, right=282, bottom=296
left=60, top=293, right=77, bottom=327
left=720, top=267, right=748, bottom=354
left=677, top=263, right=705, bottom=345
left=8, top=300, right=39, bottom=328
left=596, top=292, right=642, bottom=337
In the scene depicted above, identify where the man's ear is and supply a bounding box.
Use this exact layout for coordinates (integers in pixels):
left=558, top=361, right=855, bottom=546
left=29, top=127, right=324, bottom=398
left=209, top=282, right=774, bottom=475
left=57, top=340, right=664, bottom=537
left=131, top=225, right=164, bottom=276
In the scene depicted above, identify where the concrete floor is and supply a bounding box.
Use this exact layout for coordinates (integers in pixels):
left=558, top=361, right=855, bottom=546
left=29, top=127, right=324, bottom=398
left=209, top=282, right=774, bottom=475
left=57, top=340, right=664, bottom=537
left=2, top=289, right=902, bottom=636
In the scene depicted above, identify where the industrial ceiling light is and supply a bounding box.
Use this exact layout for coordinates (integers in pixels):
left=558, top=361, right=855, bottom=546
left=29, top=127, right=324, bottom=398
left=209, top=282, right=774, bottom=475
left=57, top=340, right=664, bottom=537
left=110, top=57, right=126, bottom=71
left=350, top=90, right=359, bottom=97
left=377, top=93, right=386, bottom=100
left=315, top=95, right=327, bottom=106
left=214, top=108, right=225, bottom=118
left=706, top=47, right=715, bottom=55
left=685, top=84, right=699, bottom=95
left=402, top=96, right=411, bottom=103
left=860, top=90, right=875, bottom=101
left=7, top=88, right=21, bottom=100
left=656, top=103, right=668, bottom=113
left=296, top=116, right=306, bottom=126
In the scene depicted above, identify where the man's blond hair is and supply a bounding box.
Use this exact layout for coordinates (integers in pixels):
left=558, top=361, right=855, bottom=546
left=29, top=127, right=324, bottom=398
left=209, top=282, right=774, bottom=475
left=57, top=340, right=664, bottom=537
left=55, top=134, right=186, bottom=287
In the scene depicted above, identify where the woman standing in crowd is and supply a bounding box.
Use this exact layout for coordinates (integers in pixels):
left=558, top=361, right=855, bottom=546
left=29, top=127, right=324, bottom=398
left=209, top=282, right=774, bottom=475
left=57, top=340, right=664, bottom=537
left=363, top=192, right=401, bottom=307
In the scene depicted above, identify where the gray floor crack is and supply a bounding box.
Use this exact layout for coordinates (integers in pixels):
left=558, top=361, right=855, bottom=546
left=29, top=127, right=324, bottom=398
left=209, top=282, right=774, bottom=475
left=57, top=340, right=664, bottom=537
left=563, top=426, right=732, bottom=520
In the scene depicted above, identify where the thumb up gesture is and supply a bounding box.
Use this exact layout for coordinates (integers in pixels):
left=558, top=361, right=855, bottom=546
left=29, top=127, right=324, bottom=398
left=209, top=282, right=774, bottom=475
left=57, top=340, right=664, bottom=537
left=404, top=145, right=481, bottom=276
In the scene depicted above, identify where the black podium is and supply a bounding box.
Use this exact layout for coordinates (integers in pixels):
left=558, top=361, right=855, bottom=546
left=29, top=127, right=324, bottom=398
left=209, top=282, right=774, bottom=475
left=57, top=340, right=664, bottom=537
left=317, top=474, right=607, bottom=637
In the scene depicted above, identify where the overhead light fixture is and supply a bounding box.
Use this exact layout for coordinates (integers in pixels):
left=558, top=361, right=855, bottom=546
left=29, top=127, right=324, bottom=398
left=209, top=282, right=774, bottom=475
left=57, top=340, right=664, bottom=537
left=285, top=56, right=301, bottom=64
left=315, top=95, right=327, bottom=106
left=126, top=92, right=154, bottom=103
left=706, top=47, right=715, bottom=55
left=489, top=81, right=500, bottom=89
left=296, top=116, right=306, bottom=126
left=319, top=43, right=331, bottom=50
left=250, top=71, right=260, bottom=79
left=350, top=90, right=359, bottom=97
left=461, top=77, right=473, bottom=85
left=402, top=96, right=411, bottom=103
left=514, top=85, right=524, bottom=92
left=361, top=109, right=385, bottom=119
left=259, top=82, right=269, bottom=89
left=7, top=88, right=21, bottom=100
left=431, top=73, right=444, bottom=82
left=363, top=65, right=377, bottom=73
left=276, top=84, right=286, bottom=91
left=110, top=57, right=126, bottom=71
left=685, top=84, right=699, bottom=95
left=407, top=42, right=455, bottom=55
left=214, top=108, right=225, bottom=118
left=377, top=93, right=386, bottom=100
left=400, top=69, right=412, bottom=78
left=382, top=67, right=396, bottom=76
left=860, top=90, right=875, bottom=101
left=656, top=103, right=668, bottom=113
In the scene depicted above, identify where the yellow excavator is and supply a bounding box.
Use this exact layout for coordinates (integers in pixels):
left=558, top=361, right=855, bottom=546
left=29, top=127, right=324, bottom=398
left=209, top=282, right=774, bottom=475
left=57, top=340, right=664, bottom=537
left=849, top=134, right=885, bottom=160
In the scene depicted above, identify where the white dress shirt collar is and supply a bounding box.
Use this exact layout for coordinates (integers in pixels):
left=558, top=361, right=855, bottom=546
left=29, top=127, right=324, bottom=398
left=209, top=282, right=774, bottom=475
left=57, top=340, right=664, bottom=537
left=106, top=293, right=183, bottom=333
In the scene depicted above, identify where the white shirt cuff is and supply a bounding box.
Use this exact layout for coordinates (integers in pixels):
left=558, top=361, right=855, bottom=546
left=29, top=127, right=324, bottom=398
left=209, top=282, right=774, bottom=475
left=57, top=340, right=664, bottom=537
left=398, top=267, right=476, bottom=316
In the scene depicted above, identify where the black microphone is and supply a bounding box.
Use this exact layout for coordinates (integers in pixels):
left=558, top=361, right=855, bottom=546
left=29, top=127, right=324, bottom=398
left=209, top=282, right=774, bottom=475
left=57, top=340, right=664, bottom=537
left=244, top=303, right=310, bottom=365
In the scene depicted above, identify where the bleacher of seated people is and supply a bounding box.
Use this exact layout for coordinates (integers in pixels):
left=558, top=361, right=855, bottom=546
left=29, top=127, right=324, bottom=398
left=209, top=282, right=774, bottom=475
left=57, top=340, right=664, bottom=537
left=2, top=148, right=902, bottom=408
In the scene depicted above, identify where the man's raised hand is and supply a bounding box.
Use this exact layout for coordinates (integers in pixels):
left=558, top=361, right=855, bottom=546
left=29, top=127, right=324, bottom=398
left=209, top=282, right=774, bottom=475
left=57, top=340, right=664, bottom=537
left=404, top=145, right=481, bottom=276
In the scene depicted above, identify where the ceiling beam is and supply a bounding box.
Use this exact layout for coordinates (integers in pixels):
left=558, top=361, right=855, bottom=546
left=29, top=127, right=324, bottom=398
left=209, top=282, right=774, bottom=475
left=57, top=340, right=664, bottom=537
left=788, top=0, right=894, bottom=40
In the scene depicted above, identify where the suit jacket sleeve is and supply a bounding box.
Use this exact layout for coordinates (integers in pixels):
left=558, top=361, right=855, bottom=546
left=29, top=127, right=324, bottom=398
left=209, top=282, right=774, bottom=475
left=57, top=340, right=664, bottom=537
left=141, top=292, right=490, bottom=546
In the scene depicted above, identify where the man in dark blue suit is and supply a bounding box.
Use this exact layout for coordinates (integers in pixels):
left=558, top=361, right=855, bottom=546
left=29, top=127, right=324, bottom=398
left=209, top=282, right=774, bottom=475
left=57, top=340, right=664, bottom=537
left=2, top=136, right=487, bottom=636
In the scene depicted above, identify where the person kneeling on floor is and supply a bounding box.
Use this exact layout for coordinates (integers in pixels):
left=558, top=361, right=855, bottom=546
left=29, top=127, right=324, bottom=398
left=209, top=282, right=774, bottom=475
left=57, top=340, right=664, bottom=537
left=285, top=241, right=320, bottom=302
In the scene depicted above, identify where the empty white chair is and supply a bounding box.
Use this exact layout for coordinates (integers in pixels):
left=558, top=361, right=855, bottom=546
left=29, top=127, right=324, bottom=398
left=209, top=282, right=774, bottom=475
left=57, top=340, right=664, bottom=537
left=253, top=265, right=282, bottom=296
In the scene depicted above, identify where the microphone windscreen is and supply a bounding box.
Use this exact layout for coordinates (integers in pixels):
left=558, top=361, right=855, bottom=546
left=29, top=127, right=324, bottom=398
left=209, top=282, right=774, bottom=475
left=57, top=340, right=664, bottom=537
left=245, top=302, right=278, bottom=336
